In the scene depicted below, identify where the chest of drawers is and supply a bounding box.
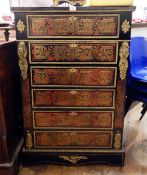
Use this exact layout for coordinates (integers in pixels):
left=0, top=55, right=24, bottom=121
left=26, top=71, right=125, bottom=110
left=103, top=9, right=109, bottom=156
left=13, top=6, right=135, bottom=166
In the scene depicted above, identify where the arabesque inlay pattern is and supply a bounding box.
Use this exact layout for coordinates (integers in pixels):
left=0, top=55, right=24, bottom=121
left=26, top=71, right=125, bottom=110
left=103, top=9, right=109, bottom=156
left=30, top=43, right=117, bottom=63
left=28, top=15, right=118, bottom=37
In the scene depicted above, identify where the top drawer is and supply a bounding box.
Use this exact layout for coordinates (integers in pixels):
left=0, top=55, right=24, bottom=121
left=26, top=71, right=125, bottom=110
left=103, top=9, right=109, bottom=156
left=16, top=14, right=120, bottom=38
left=14, top=10, right=132, bottom=40
left=27, top=14, right=119, bottom=38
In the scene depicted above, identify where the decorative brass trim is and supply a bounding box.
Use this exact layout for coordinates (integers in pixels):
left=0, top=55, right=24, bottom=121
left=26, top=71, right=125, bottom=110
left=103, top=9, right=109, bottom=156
left=68, top=16, right=78, bottom=21
left=119, top=42, right=129, bottom=80
left=23, top=147, right=125, bottom=153
left=121, top=19, right=130, bottom=34
left=114, top=130, right=121, bottom=150
left=26, top=130, right=33, bottom=150
left=17, top=39, right=130, bottom=42
left=17, top=41, right=28, bottom=80
left=69, top=68, right=77, bottom=73
left=59, top=156, right=88, bottom=164
left=16, top=19, right=25, bottom=33
left=70, top=90, right=77, bottom=94
left=69, top=112, right=77, bottom=116
left=69, top=43, right=77, bottom=47
left=32, top=110, right=114, bottom=130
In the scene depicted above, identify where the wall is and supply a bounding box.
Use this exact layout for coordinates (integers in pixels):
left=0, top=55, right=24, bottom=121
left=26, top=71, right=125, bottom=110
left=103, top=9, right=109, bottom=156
left=131, top=27, right=147, bottom=37
left=10, top=0, right=53, bottom=7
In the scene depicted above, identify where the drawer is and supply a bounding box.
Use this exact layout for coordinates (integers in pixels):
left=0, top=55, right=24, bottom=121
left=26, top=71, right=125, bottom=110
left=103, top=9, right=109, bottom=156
left=32, top=89, right=115, bottom=109
left=33, top=111, right=114, bottom=129
left=34, top=131, right=112, bottom=148
left=31, top=66, right=117, bottom=88
left=29, top=41, right=118, bottom=64
left=26, top=14, right=119, bottom=38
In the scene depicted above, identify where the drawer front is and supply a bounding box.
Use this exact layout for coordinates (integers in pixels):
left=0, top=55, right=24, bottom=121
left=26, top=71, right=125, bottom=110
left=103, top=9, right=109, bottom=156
left=29, top=42, right=118, bottom=64
left=32, top=89, right=115, bottom=109
left=31, top=67, right=117, bottom=87
left=34, top=131, right=112, bottom=148
left=33, top=111, right=114, bottom=129
left=27, top=15, right=119, bottom=38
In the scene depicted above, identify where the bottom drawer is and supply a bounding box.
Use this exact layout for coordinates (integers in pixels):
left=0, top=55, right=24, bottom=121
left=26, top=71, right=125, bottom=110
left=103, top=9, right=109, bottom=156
left=34, top=131, right=112, bottom=149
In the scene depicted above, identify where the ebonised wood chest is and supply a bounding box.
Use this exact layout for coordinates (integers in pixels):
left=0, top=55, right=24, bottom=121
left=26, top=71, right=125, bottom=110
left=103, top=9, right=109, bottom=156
left=13, top=6, right=135, bottom=166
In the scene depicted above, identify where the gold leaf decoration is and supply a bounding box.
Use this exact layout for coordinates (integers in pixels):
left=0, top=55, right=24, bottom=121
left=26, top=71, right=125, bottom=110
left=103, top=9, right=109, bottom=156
left=119, top=42, right=129, bottom=80
left=59, top=156, right=88, bottom=163
left=69, top=68, right=77, bottom=73
left=69, top=112, right=77, bottom=116
left=114, top=130, right=121, bottom=149
left=18, top=41, right=28, bottom=80
left=69, top=16, right=78, bottom=21
left=69, top=43, right=77, bottom=47
left=16, top=19, right=25, bottom=33
left=121, top=20, right=130, bottom=34
left=26, top=130, right=33, bottom=150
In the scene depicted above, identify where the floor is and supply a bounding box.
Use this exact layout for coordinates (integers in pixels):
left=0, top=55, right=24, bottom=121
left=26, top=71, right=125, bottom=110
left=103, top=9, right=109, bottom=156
left=19, top=101, right=147, bottom=175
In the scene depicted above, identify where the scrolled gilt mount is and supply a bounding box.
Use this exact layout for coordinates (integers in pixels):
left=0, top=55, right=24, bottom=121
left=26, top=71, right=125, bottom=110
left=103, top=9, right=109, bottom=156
left=16, top=19, right=25, bottom=33
left=59, top=155, right=88, bottom=163
left=121, top=19, right=130, bottom=34
left=53, top=0, right=86, bottom=6
left=119, top=42, right=129, bottom=80
left=26, top=130, right=33, bottom=150
left=113, top=130, right=121, bottom=150
left=17, top=41, right=28, bottom=80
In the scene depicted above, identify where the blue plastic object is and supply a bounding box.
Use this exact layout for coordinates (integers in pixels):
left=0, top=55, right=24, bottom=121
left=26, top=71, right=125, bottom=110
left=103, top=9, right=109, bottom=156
left=130, top=37, right=147, bottom=81
left=127, top=37, right=147, bottom=105
left=126, top=37, right=147, bottom=119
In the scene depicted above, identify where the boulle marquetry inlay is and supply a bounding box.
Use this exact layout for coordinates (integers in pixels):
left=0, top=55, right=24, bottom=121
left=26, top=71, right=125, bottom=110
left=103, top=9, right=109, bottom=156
left=33, top=111, right=114, bottom=129
left=27, top=15, right=118, bottom=37
left=30, top=42, right=117, bottom=63
left=32, top=89, right=115, bottom=108
left=31, top=67, right=117, bottom=87
left=34, top=131, right=112, bottom=148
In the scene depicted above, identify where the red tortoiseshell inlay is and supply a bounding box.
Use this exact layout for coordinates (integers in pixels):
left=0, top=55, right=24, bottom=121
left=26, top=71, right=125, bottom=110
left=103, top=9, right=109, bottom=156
left=30, top=43, right=117, bottom=63
left=32, top=89, right=114, bottom=108
left=31, top=67, right=116, bottom=87
left=34, top=131, right=112, bottom=148
left=28, top=15, right=118, bottom=37
left=33, top=111, right=113, bottom=129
